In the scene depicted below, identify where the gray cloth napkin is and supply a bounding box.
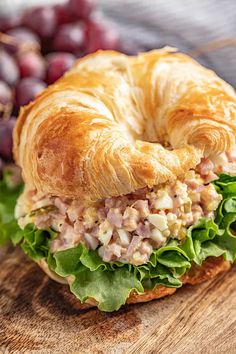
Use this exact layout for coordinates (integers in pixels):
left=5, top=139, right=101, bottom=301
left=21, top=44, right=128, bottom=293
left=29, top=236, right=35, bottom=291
left=100, top=0, right=236, bottom=87
left=1, top=0, right=236, bottom=86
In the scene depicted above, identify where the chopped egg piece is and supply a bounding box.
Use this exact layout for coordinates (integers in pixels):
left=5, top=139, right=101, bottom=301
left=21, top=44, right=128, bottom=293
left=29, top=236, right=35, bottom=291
left=151, top=228, right=166, bottom=245
left=148, top=214, right=168, bottom=231
left=154, top=191, right=173, bottom=210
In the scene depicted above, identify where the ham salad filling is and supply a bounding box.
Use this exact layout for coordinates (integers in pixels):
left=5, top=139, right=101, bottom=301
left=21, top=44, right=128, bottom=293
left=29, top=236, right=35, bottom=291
left=15, top=150, right=236, bottom=266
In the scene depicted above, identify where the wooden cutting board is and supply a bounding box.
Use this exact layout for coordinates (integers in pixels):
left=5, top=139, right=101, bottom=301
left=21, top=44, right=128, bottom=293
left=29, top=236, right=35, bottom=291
left=0, top=246, right=236, bottom=354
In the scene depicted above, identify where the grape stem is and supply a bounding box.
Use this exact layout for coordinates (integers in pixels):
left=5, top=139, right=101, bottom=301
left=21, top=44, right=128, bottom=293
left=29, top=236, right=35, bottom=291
left=188, top=38, right=236, bottom=57
left=0, top=102, right=13, bottom=120
left=0, top=32, right=40, bottom=54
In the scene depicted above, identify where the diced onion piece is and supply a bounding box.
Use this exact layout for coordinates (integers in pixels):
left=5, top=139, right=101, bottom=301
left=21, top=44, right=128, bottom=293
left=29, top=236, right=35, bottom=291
left=148, top=214, right=168, bottom=231
left=117, top=229, right=131, bottom=246
left=84, top=233, right=99, bottom=250
left=154, top=192, right=173, bottom=210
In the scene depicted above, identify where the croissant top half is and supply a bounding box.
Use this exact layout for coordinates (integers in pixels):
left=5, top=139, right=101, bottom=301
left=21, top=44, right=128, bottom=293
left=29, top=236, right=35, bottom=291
left=13, top=48, right=236, bottom=201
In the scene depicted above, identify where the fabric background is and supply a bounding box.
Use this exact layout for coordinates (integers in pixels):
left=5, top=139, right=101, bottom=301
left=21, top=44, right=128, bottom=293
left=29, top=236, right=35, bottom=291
left=1, top=0, right=236, bottom=86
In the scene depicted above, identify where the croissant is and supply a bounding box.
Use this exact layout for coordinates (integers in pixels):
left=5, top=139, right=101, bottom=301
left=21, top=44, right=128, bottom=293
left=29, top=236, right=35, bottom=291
left=14, top=47, right=236, bottom=202
left=13, top=48, right=236, bottom=312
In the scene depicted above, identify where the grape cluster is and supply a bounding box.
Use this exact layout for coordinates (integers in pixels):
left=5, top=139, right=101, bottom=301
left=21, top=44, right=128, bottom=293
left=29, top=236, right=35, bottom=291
left=0, top=0, right=121, bottom=173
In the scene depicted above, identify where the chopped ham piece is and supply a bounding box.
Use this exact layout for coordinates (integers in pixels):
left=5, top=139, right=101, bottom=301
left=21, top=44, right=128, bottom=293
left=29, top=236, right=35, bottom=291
left=54, top=198, right=68, bottom=215
left=133, top=200, right=150, bottom=217
left=105, top=198, right=115, bottom=210
left=136, top=222, right=151, bottom=238
left=126, top=235, right=142, bottom=258
left=74, top=220, right=85, bottom=234
left=197, top=158, right=214, bottom=176
left=107, top=208, right=123, bottom=228
left=34, top=213, right=51, bottom=229
left=226, top=150, right=236, bottom=163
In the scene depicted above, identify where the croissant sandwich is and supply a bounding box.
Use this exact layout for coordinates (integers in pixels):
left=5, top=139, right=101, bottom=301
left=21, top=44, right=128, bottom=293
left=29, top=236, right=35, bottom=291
left=11, top=48, right=236, bottom=311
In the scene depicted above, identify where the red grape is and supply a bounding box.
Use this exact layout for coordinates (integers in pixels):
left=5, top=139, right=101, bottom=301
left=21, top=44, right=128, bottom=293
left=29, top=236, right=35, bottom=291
left=0, top=81, right=12, bottom=106
left=85, top=19, right=120, bottom=53
left=46, top=52, right=76, bottom=84
left=23, top=6, right=57, bottom=39
left=6, top=27, right=41, bottom=52
left=0, top=117, right=16, bottom=161
left=74, top=50, right=86, bottom=58
left=68, top=0, right=95, bottom=20
left=0, top=14, right=22, bottom=32
left=53, top=23, right=85, bottom=53
left=15, top=78, right=46, bottom=107
left=0, top=50, right=19, bottom=86
left=18, top=51, right=46, bottom=80
left=54, top=4, right=72, bottom=25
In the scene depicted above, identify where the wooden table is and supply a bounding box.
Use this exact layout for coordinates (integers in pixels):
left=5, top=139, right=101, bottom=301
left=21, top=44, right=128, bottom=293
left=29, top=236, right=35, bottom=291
left=0, top=246, right=236, bottom=354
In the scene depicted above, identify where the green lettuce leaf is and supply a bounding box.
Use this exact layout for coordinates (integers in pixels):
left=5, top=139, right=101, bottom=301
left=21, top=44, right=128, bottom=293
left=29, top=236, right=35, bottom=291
left=19, top=208, right=236, bottom=311
left=21, top=224, right=57, bottom=261
left=71, top=266, right=143, bottom=312
left=1, top=173, right=236, bottom=311
left=213, top=173, right=236, bottom=196
left=0, top=170, right=23, bottom=245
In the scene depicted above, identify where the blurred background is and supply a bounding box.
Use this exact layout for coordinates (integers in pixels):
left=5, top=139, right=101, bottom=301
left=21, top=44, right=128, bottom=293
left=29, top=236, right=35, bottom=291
left=0, top=0, right=235, bottom=170
left=1, top=0, right=236, bottom=83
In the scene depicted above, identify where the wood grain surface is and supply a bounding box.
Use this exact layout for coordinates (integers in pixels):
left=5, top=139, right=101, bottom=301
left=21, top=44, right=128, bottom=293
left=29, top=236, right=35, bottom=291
left=0, top=246, right=236, bottom=354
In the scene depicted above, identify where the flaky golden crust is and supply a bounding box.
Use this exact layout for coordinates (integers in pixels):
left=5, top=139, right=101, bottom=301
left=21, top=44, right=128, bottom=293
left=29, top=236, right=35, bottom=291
left=38, top=256, right=230, bottom=307
left=14, top=48, right=236, bottom=201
